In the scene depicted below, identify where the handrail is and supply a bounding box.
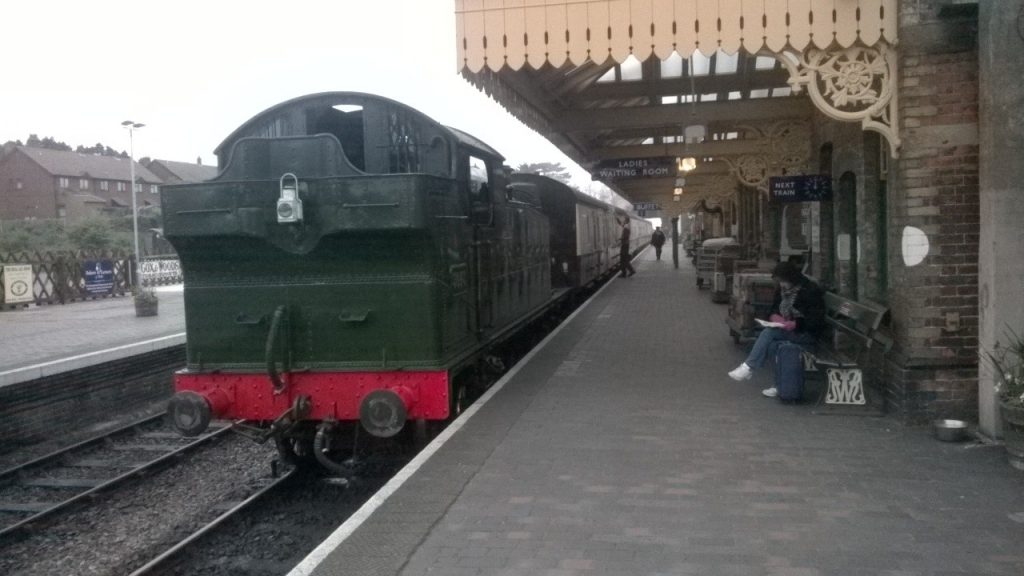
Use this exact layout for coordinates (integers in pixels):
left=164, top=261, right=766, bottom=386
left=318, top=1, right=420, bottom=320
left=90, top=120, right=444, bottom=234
left=265, top=305, right=288, bottom=393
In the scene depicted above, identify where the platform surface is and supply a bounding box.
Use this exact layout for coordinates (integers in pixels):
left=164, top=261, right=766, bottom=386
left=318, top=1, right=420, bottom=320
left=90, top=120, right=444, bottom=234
left=299, top=249, right=1024, bottom=576
left=0, top=285, right=184, bottom=383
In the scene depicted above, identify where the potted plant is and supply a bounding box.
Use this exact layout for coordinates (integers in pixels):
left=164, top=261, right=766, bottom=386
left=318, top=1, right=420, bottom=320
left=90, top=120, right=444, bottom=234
left=985, top=328, right=1024, bottom=471
left=134, top=288, right=159, bottom=317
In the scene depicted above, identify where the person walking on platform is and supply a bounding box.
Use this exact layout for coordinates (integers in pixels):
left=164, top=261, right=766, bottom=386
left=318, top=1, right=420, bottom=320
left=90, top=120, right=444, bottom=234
left=651, top=226, right=666, bottom=260
left=727, top=261, right=825, bottom=397
left=617, top=215, right=635, bottom=278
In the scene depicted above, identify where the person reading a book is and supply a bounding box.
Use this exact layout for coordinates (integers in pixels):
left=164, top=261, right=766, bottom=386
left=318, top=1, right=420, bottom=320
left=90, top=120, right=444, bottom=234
left=728, top=261, right=826, bottom=397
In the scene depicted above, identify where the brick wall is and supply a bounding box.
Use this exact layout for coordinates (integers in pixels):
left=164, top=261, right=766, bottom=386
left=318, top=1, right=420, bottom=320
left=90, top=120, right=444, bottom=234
left=0, top=149, right=57, bottom=219
left=887, top=3, right=980, bottom=423
left=0, top=346, right=184, bottom=452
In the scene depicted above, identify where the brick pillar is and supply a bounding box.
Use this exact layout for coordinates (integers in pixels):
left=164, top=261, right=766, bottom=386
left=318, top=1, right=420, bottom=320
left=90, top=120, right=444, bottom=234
left=978, top=0, right=1024, bottom=437
left=886, top=3, right=980, bottom=423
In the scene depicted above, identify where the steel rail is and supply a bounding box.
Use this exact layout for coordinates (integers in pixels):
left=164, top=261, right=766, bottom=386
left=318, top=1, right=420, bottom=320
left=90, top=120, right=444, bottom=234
left=0, top=417, right=238, bottom=539
left=0, top=413, right=166, bottom=480
left=127, top=467, right=298, bottom=576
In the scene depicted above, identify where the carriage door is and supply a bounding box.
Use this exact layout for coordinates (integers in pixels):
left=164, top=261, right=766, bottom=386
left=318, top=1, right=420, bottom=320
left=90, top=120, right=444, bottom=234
left=468, top=155, right=494, bottom=334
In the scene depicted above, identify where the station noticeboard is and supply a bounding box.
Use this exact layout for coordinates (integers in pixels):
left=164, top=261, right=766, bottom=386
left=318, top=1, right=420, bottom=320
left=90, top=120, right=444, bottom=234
left=594, top=157, right=677, bottom=180
left=768, top=175, right=832, bottom=203
left=83, top=260, right=115, bottom=295
left=2, top=264, right=34, bottom=304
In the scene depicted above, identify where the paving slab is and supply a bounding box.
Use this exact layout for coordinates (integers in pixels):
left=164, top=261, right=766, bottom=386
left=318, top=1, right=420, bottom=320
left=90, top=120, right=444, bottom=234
left=0, top=285, right=184, bottom=382
left=297, top=248, right=1024, bottom=576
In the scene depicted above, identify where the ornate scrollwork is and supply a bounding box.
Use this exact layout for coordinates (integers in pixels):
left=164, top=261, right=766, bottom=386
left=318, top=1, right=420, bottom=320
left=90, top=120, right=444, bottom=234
left=712, top=120, right=811, bottom=192
left=766, top=121, right=812, bottom=170
left=719, top=154, right=768, bottom=189
left=777, top=43, right=900, bottom=158
left=679, top=176, right=738, bottom=212
left=731, top=155, right=770, bottom=187
left=812, top=48, right=889, bottom=110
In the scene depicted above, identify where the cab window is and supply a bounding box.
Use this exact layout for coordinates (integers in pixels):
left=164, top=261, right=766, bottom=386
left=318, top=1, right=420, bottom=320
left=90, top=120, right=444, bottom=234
left=469, top=156, right=490, bottom=201
left=468, top=155, right=493, bottom=225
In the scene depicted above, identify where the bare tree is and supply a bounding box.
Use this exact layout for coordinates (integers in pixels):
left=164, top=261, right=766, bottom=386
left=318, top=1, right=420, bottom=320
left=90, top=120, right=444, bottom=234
left=516, top=162, right=572, bottom=185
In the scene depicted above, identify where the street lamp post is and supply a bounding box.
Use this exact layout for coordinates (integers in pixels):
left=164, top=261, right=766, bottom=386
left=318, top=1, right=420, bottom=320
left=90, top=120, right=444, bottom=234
left=122, top=120, right=145, bottom=289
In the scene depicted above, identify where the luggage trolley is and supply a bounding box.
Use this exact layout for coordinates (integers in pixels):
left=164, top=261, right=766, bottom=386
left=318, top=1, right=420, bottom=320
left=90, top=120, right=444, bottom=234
left=726, top=270, right=777, bottom=343
left=710, top=244, right=743, bottom=303
left=695, top=237, right=738, bottom=289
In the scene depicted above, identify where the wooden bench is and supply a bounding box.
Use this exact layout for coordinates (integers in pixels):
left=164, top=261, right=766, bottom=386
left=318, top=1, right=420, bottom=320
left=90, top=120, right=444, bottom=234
left=804, top=293, right=892, bottom=405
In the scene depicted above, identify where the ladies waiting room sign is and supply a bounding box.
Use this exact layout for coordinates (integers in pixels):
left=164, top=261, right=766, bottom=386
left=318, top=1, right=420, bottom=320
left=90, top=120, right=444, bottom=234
left=2, top=264, right=34, bottom=304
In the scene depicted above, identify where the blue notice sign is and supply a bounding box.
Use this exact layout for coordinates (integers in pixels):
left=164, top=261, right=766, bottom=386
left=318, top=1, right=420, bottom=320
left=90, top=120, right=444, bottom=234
left=769, top=175, right=832, bottom=203
left=83, top=260, right=114, bottom=294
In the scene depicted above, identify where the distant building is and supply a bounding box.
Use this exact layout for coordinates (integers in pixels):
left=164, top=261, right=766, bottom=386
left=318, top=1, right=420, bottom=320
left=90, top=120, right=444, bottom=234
left=0, top=146, right=162, bottom=223
left=143, top=157, right=218, bottom=185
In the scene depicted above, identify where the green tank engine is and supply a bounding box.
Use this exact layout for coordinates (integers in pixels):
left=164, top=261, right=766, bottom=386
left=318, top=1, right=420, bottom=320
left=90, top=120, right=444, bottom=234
left=164, top=93, right=554, bottom=468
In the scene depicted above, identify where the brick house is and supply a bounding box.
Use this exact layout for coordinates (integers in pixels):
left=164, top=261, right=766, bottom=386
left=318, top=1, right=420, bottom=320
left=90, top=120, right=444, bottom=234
left=0, top=146, right=162, bottom=223
left=142, top=158, right=218, bottom=185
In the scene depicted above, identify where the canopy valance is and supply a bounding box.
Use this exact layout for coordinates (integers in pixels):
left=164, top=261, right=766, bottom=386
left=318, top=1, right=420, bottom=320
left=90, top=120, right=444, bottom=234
left=456, top=0, right=897, bottom=72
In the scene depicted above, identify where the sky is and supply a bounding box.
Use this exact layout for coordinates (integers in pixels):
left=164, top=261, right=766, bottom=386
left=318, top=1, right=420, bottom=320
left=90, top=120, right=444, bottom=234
left=1, top=0, right=625, bottom=202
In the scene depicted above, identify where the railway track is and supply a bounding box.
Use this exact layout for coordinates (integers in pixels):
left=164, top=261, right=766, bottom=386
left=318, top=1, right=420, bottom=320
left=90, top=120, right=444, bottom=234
left=0, top=413, right=234, bottom=540
left=126, top=458, right=406, bottom=576
left=127, top=466, right=297, bottom=576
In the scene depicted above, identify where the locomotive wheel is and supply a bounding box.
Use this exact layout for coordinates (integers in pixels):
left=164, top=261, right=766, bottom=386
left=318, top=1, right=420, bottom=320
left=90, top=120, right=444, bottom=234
left=412, top=418, right=429, bottom=449
left=451, top=384, right=467, bottom=419
left=275, top=436, right=316, bottom=467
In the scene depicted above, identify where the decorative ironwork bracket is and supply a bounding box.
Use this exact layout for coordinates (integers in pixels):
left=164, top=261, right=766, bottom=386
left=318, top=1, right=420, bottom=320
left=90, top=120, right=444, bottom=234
left=776, top=43, right=901, bottom=159
left=718, top=120, right=812, bottom=193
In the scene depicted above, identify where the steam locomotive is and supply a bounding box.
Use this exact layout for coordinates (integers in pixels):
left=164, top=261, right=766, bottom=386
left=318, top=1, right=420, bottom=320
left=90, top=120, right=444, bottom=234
left=164, top=92, right=650, bottom=469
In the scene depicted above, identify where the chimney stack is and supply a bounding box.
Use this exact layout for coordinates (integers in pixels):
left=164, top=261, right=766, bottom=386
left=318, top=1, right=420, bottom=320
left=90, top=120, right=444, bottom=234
left=196, top=156, right=202, bottom=166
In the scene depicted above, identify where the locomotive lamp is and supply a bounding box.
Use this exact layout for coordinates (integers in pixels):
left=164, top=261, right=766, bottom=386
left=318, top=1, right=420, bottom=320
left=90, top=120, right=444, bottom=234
left=277, top=172, right=303, bottom=223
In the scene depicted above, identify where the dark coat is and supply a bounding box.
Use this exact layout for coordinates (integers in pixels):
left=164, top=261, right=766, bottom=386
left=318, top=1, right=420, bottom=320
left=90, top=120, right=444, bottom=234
left=771, top=276, right=826, bottom=336
left=651, top=230, right=666, bottom=247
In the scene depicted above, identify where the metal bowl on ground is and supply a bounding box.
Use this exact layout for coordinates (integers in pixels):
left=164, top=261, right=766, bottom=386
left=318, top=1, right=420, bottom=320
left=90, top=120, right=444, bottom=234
left=933, top=419, right=969, bottom=442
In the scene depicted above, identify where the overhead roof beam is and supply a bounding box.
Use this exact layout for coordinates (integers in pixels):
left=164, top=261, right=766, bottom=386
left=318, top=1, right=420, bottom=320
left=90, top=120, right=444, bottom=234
left=551, top=62, right=613, bottom=98
left=555, top=98, right=813, bottom=133
left=591, top=139, right=766, bottom=160
left=585, top=120, right=758, bottom=144
left=568, top=69, right=790, bottom=103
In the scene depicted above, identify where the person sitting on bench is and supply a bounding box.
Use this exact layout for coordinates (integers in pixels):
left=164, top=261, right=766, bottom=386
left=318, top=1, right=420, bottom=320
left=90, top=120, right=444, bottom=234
left=728, top=261, right=826, bottom=397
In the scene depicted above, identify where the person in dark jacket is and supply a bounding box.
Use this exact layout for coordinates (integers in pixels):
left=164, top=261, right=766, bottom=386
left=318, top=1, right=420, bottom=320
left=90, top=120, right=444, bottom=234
left=618, top=215, right=636, bottom=277
left=650, top=227, right=666, bottom=260
left=727, top=261, right=825, bottom=397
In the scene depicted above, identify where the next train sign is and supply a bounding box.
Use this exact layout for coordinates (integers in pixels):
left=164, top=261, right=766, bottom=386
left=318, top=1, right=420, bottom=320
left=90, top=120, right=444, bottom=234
left=594, top=157, right=676, bottom=180
left=769, top=175, right=832, bottom=202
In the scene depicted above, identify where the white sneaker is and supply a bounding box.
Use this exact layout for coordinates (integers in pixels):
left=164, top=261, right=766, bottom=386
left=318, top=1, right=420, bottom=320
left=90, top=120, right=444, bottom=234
left=761, top=387, right=778, bottom=398
left=728, top=363, right=752, bottom=381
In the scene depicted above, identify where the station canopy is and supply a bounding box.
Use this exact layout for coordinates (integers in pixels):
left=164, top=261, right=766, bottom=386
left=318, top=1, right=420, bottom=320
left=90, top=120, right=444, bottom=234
left=455, top=0, right=898, bottom=210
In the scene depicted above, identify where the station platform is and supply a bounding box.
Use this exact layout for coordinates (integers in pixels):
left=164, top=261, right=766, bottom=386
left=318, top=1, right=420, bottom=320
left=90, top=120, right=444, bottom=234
left=292, top=248, right=1024, bottom=576
left=0, top=285, right=185, bottom=388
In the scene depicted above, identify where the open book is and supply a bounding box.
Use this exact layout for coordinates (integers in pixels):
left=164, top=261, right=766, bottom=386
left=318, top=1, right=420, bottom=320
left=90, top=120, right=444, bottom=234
left=755, top=318, right=786, bottom=328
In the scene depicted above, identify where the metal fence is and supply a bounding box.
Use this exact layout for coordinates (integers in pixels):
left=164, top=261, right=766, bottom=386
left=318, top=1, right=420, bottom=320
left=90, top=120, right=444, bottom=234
left=0, top=250, right=134, bottom=309
left=1, top=250, right=184, bottom=310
